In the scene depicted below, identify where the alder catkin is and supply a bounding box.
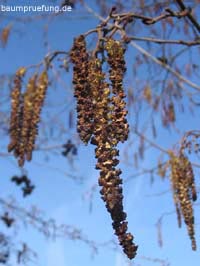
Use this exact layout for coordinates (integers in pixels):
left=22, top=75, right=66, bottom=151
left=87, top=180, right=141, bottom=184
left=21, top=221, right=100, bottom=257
left=90, top=57, right=137, bottom=259
left=70, top=35, right=94, bottom=144
left=18, top=74, right=37, bottom=167
left=8, top=67, right=26, bottom=155
left=170, top=153, right=197, bottom=250
left=26, top=71, right=48, bottom=162
left=69, top=34, right=138, bottom=259
left=105, top=38, right=129, bottom=143
left=8, top=69, right=48, bottom=166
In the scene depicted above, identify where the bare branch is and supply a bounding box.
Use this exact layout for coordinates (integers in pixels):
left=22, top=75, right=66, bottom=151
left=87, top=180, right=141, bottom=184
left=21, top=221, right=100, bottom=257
left=128, top=36, right=200, bottom=46
left=175, top=0, right=200, bottom=33
left=83, top=3, right=200, bottom=92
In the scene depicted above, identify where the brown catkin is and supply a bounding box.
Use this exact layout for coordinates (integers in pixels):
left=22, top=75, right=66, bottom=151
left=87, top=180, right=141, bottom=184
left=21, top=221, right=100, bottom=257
left=14, top=95, right=24, bottom=159
left=170, top=153, right=197, bottom=250
left=18, top=74, right=38, bottom=167
left=70, top=35, right=137, bottom=259
left=26, top=71, right=48, bottom=162
left=185, top=158, right=197, bottom=202
left=105, top=38, right=129, bottom=143
left=70, top=35, right=93, bottom=144
left=8, top=67, right=26, bottom=155
left=8, top=69, right=48, bottom=166
left=89, top=57, right=137, bottom=259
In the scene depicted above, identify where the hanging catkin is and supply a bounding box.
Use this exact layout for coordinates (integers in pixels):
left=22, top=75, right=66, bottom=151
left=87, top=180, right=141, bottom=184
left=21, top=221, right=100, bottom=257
left=70, top=35, right=94, bottom=144
left=8, top=67, right=26, bottom=156
left=26, top=71, right=48, bottom=162
left=17, top=74, right=37, bottom=166
left=8, top=70, right=48, bottom=166
left=170, top=153, right=197, bottom=250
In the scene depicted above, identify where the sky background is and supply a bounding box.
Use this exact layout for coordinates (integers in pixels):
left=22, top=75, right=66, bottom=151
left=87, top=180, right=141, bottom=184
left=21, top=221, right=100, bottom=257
left=0, top=1, right=200, bottom=266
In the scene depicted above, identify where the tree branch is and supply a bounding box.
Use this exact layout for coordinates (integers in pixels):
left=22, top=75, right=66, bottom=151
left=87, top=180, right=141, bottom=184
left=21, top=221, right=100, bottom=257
left=128, top=36, right=200, bottom=46
left=83, top=3, right=200, bottom=92
left=175, top=0, right=200, bottom=33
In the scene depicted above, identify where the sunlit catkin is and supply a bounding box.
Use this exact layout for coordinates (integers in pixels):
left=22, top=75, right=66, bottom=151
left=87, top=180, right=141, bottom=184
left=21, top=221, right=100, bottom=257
left=26, top=72, right=48, bottom=162
left=105, top=38, right=129, bottom=143
left=170, top=153, right=197, bottom=250
left=18, top=74, right=37, bottom=167
left=8, top=67, right=26, bottom=156
left=89, top=57, right=137, bottom=259
left=69, top=34, right=137, bottom=259
left=70, top=35, right=93, bottom=144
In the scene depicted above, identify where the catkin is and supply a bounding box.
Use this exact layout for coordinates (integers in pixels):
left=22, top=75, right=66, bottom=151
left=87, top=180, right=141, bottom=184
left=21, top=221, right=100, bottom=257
left=18, top=74, right=37, bottom=166
left=105, top=38, right=129, bottom=143
left=70, top=35, right=94, bottom=144
left=70, top=34, right=138, bottom=259
left=26, top=72, right=48, bottom=162
left=170, top=153, right=197, bottom=250
left=91, top=58, right=137, bottom=259
left=8, top=67, right=26, bottom=156
left=8, top=69, right=48, bottom=166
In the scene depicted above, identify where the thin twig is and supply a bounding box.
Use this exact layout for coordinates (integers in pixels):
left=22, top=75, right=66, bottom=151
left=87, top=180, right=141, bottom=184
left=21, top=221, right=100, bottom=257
left=128, top=36, right=200, bottom=46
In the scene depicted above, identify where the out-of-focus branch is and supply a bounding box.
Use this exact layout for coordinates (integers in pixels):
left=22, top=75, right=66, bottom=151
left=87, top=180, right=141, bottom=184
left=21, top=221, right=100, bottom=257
left=129, top=41, right=200, bottom=91
left=133, top=127, right=168, bottom=154
left=32, top=160, right=83, bottom=182
left=0, top=197, right=98, bottom=253
left=128, top=36, right=200, bottom=46
left=139, top=255, right=170, bottom=266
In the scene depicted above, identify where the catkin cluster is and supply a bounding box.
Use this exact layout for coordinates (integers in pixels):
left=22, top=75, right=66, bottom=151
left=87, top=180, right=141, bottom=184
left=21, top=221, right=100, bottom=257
left=70, top=36, right=137, bottom=259
left=8, top=69, right=48, bottom=166
left=170, top=153, right=197, bottom=250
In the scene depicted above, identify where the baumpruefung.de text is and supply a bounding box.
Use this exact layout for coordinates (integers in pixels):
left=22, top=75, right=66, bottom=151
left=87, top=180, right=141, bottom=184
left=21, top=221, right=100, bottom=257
left=0, top=5, right=72, bottom=13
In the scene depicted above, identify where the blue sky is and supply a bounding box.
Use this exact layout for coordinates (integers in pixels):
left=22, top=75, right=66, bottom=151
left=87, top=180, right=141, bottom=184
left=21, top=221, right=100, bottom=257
left=0, top=1, right=200, bottom=266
